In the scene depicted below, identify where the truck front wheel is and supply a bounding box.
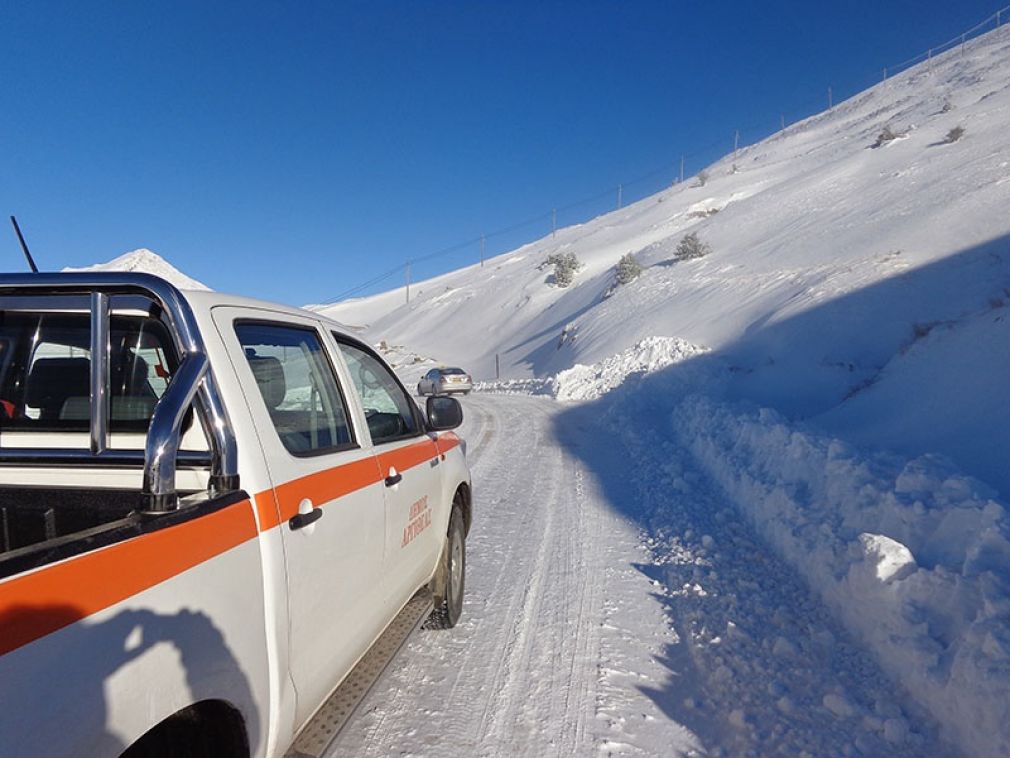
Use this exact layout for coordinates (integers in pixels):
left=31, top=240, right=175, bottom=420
left=429, top=506, right=465, bottom=629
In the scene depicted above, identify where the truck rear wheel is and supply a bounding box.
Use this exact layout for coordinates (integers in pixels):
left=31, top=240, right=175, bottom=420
left=429, top=506, right=465, bottom=629
left=120, top=701, right=248, bottom=758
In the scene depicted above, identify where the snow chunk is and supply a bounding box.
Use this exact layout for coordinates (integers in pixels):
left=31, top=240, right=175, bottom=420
left=855, top=533, right=917, bottom=584
left=883, top=717, right=909, bottom=745
left=822, top=692, right=856, bottom=719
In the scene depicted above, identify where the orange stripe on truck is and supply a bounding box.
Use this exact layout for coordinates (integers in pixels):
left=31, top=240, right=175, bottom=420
left=267, top=456, right=384, bottom=526
left=0, top=432, right=462, bottom=657
left=0, top=499, right=257, bottom=657
left=435, top=432, right=460, bottom=456
left=377, top=438, right=439, bottom=476
left=259, top=438, right=441, bottom=527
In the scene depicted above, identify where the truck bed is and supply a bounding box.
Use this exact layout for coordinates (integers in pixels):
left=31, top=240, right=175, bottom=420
left=0, top=486, right=140, bottom=563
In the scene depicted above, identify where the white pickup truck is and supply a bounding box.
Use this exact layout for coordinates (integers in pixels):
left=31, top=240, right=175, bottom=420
left=0, top=273, right=472, bottom=757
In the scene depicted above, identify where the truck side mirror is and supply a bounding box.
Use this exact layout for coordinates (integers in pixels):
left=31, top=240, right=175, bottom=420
left=426, top=395, right=463, bottom=431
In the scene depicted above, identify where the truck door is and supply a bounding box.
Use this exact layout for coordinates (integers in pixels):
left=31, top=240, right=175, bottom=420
left=213, top=309, right=387, bottom=729
left=331, top=338, right=443, bottom=611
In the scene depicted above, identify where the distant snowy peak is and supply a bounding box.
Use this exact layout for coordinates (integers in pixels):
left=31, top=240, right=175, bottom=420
left=63, top=249, right=211, bottom=291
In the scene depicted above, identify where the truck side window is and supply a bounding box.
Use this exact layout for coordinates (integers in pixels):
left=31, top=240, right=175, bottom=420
left=235, top=323, right=354, bottom=456
left=334, top=340, right=419, bottom=445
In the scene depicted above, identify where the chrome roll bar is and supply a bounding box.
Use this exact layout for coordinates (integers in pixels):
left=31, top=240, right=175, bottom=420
left=0, top=272, right=239, bottom=510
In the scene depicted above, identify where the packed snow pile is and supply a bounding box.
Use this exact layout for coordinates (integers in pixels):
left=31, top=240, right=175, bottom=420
left=551, top=336, right=708, bottom=401
left=477, top=336, right=708, bottom=401
left=63, top=249, right=210, bottom=291
left=673, top=396, right=1010, bottom=756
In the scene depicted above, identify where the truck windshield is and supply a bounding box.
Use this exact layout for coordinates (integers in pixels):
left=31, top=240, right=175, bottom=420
left=0, top=311, right=178, bottom=433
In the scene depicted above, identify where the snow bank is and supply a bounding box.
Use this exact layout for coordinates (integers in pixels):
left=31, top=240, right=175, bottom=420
left=552, top=336, right=708, bottom=401
left=674, top=396, right=1010, bottom=756
left=478, top=336, right=708, bottom=401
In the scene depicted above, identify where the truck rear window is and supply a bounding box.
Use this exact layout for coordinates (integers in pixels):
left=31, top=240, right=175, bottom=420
left=0, top=311, right=178, bottom=433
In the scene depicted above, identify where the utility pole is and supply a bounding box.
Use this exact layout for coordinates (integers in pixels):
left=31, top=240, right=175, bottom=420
left=883, top=67, right=888, bottom=81
left=780, top=114, right=785, bottom=132
left=679, top=155, right=685, bottom=183
left=480, top=234, right=485, bottom=267
left=733, top=130, right=739, bottom=159
left=551, top=208, right=557, bottom=237
left=828, top=86, right=833, bottom=109
left=961, top=33, right=966, bottom=57
left=405, top=261, right=411, bottom=304
left=617, top=184, right=623, bottom=209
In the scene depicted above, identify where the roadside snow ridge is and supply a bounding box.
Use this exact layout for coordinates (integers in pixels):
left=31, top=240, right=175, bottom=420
left=553, top=336, right=708, bottom=401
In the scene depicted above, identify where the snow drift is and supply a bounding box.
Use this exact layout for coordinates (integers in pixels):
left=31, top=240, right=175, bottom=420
left=673, top=397, right=1010, bottom=756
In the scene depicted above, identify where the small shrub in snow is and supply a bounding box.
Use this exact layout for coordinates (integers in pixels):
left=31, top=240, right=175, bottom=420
left=871, top=126, right=902, bottom=148
left=546, top=251, right=581, bottom=287
left=941, top=100, right=954, bottom=113
left=615, top=253, right=643, bottom=285
left=557, top=322, right=577, bottom=349
left=694, top=170, right=709, bottom=187
left=675, top=232, right=712, bottom=261
left=943, top=126, right=965, bottom=143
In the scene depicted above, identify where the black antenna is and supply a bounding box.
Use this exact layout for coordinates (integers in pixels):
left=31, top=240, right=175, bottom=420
left=9, top=216, right=39, bottom=273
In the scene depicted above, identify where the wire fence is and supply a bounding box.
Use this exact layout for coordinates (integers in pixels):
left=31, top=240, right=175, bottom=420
left=323, top=4, right=1010, bottom=305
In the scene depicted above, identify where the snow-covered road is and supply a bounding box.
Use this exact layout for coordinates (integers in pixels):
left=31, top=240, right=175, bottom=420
left=328, top=393, right=948, bottom=757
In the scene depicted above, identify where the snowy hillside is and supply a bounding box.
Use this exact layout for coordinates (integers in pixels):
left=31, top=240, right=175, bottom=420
left=320, top=25, right=1010, bottom=756
left=319, top=25, right=1010, bottom=497
left=63, top=249, right=211, bottom=291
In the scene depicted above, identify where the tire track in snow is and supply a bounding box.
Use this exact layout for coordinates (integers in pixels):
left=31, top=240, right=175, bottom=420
left=473, top=399, right=560, bottom=749
left=328, top=394, right=680, bottom=757
left=329, top=394, right=511, bottom=751
left=552, top=463, right=602, bottom=756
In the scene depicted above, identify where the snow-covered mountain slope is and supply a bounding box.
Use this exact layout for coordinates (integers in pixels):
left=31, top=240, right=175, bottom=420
left=319, top=25, right=1010, bottom=497
left=63, top=249, right=211, bottom=291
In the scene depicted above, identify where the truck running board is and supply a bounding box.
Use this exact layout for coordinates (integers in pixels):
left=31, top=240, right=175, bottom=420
left=285, top=590, right=433, bottom=758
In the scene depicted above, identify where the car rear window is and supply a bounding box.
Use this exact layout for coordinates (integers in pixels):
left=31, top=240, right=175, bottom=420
left=0, top=311, right=178, bottom=433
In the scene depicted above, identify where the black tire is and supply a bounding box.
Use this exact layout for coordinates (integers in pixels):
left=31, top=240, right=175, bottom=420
left=429, top=506, right=465, bottom=629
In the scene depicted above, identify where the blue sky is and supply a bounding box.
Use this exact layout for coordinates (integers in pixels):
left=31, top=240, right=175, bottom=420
left=1, top=1, right=1003, bottom=305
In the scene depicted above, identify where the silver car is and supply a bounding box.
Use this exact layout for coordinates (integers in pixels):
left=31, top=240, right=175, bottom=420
left=418, top=367, right=473, bottom=396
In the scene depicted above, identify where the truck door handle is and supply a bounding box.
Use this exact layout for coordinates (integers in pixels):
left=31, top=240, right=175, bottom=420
left=385, top=467, right=402, bottom=487
left=290, top=509, right=322, bottom=530
left=290, top=499, right=323, bottom=531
